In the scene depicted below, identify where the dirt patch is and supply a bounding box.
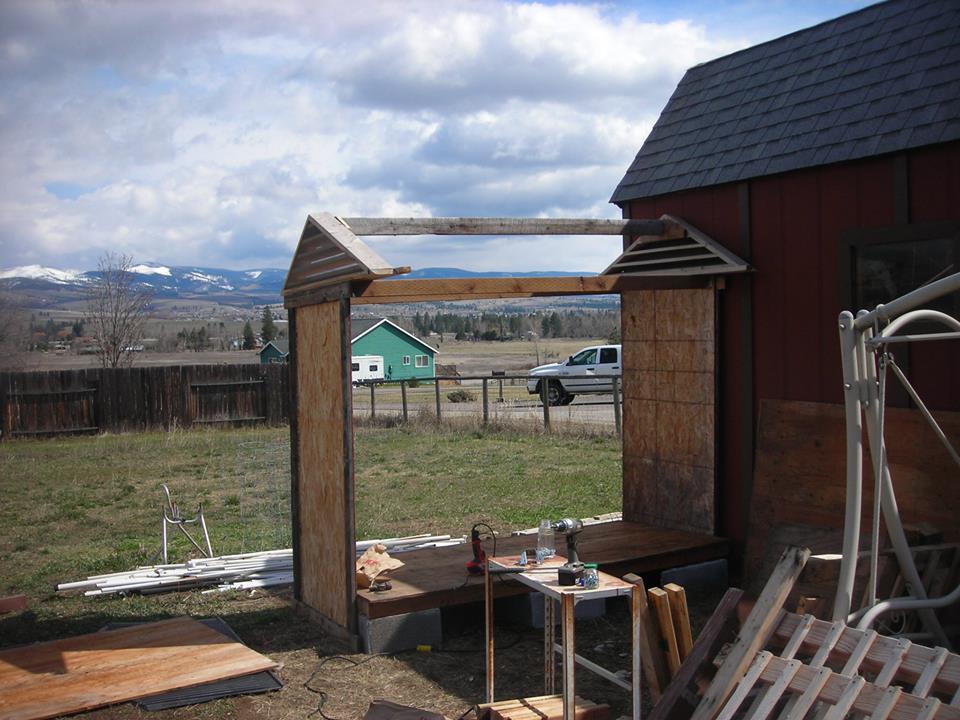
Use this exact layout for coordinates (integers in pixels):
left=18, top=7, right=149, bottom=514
left=30, top=582, right=726, bottom=720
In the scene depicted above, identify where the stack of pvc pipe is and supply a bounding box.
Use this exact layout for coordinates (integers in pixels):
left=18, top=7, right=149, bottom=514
left=57, top=534, right=465, bottom=596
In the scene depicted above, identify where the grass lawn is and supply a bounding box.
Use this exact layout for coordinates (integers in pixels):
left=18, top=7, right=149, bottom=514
left=0, top=424, right=621, bottom=647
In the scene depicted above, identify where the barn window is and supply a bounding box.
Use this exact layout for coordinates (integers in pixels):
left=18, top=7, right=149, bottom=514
left=845, top=221, right=960, bottom=317
left=415, top=355, right=428, bottom=367
left=402, top=355, right=411, bottom=365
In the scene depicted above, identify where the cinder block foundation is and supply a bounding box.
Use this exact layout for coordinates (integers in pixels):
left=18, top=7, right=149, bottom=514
left=358, top=608, right=442, bottom=654
left=497, top=592, right=606, bottom=629
left=660, top=558, right=728, bottom=593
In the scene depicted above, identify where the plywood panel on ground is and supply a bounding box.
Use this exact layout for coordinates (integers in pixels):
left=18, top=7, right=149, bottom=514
left=295, top=300, right=352, bottom=628
left=0, top=617, right=277, bottom=720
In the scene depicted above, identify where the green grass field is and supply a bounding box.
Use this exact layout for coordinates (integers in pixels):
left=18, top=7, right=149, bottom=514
left=0, top=424, right=621, bottom=646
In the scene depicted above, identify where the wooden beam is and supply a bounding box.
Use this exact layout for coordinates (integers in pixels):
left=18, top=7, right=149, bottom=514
left=649, top=586, right=683, bottom=677
left=623, top=573, right=670, bottom=701
left=340, top=217, right=670, bottom=236
left=664, top=583, right=694, bottom=660
left=690, top=545, right=810, bottom=720
left=351, top=275, right=620, bottom=304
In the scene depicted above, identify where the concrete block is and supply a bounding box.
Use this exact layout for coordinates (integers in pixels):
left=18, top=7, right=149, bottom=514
left=497, top=592, right=606, bottom=629
left=358, top=608, right=442, bottom=654
left=660, top=558, right=728, bottom=594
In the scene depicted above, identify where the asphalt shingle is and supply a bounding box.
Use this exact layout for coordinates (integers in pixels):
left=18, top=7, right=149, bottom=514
left=611, top=0, right=960, bottom=204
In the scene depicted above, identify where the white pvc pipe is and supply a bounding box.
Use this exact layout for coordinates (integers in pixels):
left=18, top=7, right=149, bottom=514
left=857, top=581, right=960, bottom=631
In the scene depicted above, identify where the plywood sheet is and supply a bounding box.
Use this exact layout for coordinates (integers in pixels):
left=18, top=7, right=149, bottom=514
left=621, top=288, right=716, bottom=534
left=295, top=300, right=352, bottom=627
left=0, top=617, right=277, bottom=720
left=746, top=399, right=960, bottom=588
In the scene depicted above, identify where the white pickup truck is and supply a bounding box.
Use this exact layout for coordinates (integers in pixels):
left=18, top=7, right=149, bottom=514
left=527, top=344, right=622, bottom=406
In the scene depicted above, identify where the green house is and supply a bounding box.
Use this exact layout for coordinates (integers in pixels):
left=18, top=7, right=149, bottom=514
left=351, top=318, right=437, bottom=381
left=258, top=339, right=289, bottom=364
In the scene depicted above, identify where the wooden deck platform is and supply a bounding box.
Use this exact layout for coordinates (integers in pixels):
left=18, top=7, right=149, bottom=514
left=357, top=520, right=728, bottom=619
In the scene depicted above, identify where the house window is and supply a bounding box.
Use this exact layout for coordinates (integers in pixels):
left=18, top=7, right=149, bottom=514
left=402, top=355, right=411, bottom=365
left=415, top=355, right=429, bottom=367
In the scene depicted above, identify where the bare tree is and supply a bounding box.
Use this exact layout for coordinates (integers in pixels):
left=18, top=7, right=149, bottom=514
left=86, top=253, right=152, bottom=368
left=0, top=292, right=29, bottom=370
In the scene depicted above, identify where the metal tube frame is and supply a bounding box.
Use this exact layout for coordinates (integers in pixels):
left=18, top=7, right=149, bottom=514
left=834, top=272, right=960, bottom=647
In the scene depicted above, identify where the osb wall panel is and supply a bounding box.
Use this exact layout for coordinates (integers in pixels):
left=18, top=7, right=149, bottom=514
left=622, top=288, right=716, bottom=534
left=745, top=399, right=960, bottom=586
left=295, top=301, right=350, bottom=627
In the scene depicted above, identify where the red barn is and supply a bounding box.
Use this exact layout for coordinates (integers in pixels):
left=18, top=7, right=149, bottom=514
left=611, top=0, right=960, bottom=575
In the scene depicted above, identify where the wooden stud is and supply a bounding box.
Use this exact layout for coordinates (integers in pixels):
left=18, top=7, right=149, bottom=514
left=872, top=686, right=904, bottom=720
left=648, top=587, right=682, bottom=678
left=715, top=651, right=774, bottom=720
left=648, top=588, right=744, bottom=720
left=822, top=675, right=866, bottom=720
left=622, top=574, right=669, bottom=702
left=690, top=545, right=810, bottom=720
left=341, top=216, right=669, bottom=237
left=914, top=647, right=950, bottom=698
left=664, top=583, right=694, bottom=661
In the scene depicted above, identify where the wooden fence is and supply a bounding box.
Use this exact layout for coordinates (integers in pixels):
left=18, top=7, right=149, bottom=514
left=0, top=364, right=289, bottom=439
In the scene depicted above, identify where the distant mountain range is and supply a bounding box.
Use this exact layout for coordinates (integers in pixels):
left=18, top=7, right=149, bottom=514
left=0, top=263, right=598, bottom=308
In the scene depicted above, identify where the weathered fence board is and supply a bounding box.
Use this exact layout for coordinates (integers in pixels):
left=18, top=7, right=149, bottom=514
left=0, top=364, right=290, bottom=439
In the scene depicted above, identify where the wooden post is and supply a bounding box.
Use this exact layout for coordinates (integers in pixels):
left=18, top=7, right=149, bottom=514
left=612, top=376, right=622, bottom=437
left=664, top=583, right=694, bottom=661
left=648, top=587, right=682, bottom=678
left=623, top=573, right=669, bottom=702
left=691, top=545, right=811, bottom=720
left=482, top=378, right=489, bottom=426
left=434, top=378, right=441, bottom=422
left=400, top=380, right=408, bottom=422
left=540, top=381, right=551, bottom=431
left=369, top=382, right=375, bottom=419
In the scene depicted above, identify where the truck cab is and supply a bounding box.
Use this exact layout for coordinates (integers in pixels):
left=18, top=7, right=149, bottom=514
left=526, top=344, right=621, bottom=406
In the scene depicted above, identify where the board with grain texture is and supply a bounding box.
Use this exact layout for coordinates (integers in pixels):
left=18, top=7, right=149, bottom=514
left=0, top=617, right=277, bottom=720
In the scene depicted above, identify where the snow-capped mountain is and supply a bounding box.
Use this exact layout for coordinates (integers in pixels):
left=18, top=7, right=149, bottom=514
left=0, top=263, right=288, bottom=307
left=0, top=262, right=604, bottom=309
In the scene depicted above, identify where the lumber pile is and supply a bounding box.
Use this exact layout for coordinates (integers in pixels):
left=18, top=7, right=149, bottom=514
left=58, top=534, right=465, bottom=596
left=477, top=694, right=609, bottom=720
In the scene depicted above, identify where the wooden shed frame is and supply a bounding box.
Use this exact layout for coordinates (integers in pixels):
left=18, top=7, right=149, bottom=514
left=282, top=213, right=749, bottom=638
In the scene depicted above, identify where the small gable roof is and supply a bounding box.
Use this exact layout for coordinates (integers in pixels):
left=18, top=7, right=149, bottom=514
left=612, top=0, right=960, bottom=203
left=350, top=318, right=438, bottom=354
left=259, top=339, right=289, bottom=355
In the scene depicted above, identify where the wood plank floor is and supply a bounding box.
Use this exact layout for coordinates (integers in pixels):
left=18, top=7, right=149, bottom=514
left=0, top=617, right=278, bottom=720
left=358, top=520, right=728, bottom=619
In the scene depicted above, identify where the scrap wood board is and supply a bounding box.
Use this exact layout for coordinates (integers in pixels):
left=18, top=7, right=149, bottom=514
left=0, top=616, right=278, bottom=720
left=477, top=694, right=609, bottom=720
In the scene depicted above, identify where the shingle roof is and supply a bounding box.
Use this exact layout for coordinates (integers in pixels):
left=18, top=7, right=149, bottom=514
left=611, top=0, right=960, bottom=204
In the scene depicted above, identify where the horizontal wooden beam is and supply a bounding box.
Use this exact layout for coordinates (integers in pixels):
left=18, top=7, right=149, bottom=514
left=340, top=217, right=670, bottom=237
left=349, top=274, right=711, bottom=304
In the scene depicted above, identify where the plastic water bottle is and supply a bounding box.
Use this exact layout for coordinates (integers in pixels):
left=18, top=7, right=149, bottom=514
left=537, top=519, right=555, bottom=559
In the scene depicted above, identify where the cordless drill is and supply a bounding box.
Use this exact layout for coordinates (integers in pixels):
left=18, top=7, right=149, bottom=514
left=552, top=517, right=584, bottom=585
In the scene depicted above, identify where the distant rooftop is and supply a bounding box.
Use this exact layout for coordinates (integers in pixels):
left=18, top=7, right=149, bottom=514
left=611, top=0, right=960, bottom=203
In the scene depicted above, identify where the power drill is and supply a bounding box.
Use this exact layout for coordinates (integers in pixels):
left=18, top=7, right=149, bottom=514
left=552, top=517, right=584, bottom=585
left=466, top=524, right=487, bottom=575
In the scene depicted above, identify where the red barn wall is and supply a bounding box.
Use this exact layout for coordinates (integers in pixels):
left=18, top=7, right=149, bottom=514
left=623, top=140, right=960, bottom=570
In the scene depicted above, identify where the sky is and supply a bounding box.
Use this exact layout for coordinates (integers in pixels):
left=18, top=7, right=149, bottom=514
left=0, top=0, right=875, bottom=274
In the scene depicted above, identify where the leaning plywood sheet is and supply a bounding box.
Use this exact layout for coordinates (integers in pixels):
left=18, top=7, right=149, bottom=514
left=0, top=616, right=277, bottom=720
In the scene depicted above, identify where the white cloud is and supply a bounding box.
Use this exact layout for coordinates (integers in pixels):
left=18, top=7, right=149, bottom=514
left=0, top=0, right=862, bottom=273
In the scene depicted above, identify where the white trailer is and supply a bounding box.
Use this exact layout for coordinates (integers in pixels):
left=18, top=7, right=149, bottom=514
left=351, top=355, right=385, bottom=384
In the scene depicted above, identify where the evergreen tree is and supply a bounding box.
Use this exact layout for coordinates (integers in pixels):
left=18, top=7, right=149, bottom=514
left=242, top=321, right=256, bottom=349
left=261, top=307, right=277, bottom=342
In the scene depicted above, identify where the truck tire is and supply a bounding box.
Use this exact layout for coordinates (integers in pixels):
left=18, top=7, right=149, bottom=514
left=546, top=380, right=567, bottom=406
